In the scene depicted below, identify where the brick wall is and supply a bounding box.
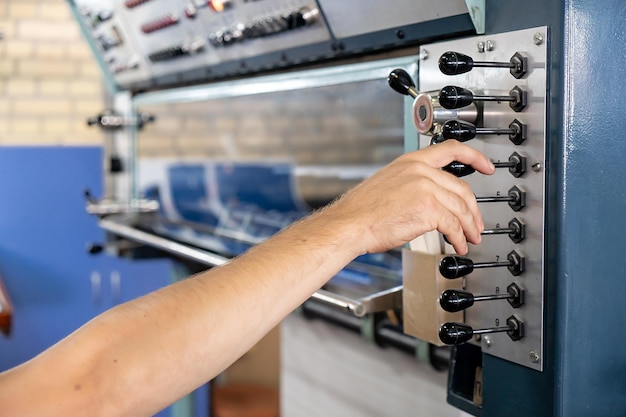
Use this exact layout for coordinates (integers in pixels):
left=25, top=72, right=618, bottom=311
left=0, top=0, right=105, bottom=145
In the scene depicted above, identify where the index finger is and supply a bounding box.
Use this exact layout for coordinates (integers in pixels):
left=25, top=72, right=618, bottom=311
left=416, top=140, right=495, bottom=175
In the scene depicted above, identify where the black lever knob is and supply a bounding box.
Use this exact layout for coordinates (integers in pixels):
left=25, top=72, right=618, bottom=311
left=439, top=85, right=527, bottom=112
left=440, top=283, right=524, bottom=313
left=442, top=161, right=476, bottom=177
left=439, top=250, right=525, bottom=279
left=438, top=85, right=474, bottom=109
left=438, top=51, right=528, bottom=79
left=439, top=315, right=524, bottom=345
left=443, top=152, right=527, bottom=178
left=441, top=119, right=526, bottom=144
left=87, top=243, right=104, bottom=255
left=440, top=289, right=479, bottom=312
left=388, top=68, right=419, bottom=98
left=438, top=322, right=475, bottom=345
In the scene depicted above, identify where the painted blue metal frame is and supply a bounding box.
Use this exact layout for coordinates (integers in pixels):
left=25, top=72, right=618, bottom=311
left=480, top=0, right=626, bottom=416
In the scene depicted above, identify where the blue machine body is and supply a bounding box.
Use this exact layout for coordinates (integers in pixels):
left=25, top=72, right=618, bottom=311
left=481, top=1, right=626, bottom=415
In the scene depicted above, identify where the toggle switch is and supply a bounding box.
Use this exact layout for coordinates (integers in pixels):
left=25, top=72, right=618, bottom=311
left=476, top=185, right=526, bottom=211
left=439, top=250, right=525, bottom=279
left=443, top=152, right=527, bottom=178
left=438, top=51, right=528, bottom=79
left=482, top=218, right=526, bottom=243
left=439, top=315, right=524, bottom=345
left=439, top=283, right=525, bottom=313
left=444, top=217, right=526, bottom=244
left=141, top=13, right=179, bottom=34
left=439, top=85, right=527, bottom=112
left=441, top=119, right=526, bottom=145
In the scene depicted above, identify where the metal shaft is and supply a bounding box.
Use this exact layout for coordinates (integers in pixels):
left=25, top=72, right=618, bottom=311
left=472, top=325, right=513, bottom=335
left=473, top=94, right=516, bottom=102
left=476, top=195, right=517, bottom=203
left=472, top=259, right=514, bottom=269
left=492, top=161, right=517, bottom=169
left=482, top=226, right=515, bottom=235
left=406, top=86, right=419, bottom=99
left=476, top=127, right=518, bottom=135
left=473, top=293, right=513, bottom=302
left=473, top=61, right=515, bottom=69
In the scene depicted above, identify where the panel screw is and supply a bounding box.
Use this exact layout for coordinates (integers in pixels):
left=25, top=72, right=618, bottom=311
left=534, top=32, right=544, bottom=45
left=484, top=336, right=492, bottom=347
left=477, top=41, right=485, bottom=53
left=532, top=162, right=542, bottom=172
left=485, top=40, right=494, bottom=51
left=420, top=49, right=429, bottom=60
left=529, top=351, right=540, bottom=363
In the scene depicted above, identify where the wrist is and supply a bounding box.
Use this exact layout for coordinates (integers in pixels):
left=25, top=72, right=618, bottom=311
left=306, top=202, right=369, bottom=259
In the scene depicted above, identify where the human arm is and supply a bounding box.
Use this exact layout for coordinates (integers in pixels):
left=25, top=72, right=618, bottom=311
left=0, top=140, right=494, bottom=417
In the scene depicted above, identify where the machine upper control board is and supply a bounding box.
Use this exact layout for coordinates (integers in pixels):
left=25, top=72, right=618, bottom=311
left=68, top=0, right=476, bottom=91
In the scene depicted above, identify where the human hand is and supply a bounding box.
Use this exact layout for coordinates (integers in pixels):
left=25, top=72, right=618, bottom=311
left=325, top=140, right=495, bottom=255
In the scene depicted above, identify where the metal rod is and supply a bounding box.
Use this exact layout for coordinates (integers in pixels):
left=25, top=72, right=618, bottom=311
left=473, top=94, right=515, bottom=102
left=492, top=161, right=516, bottom=168
left=310, top=289, right=366, bottom=317
left=406, top=86, right=419, bottom=99
left=472, top=325, right=513, bottom=335
left=473, top=260, right=514, bottom=269
left=482, top=227, right=515, bottom=235
left=99, top=218, right=230, bottom=267
left=473, top=61, right=515, bottom=69
left=476, top=127, right=517, bottom=135
left=473, top=293, right=513, bottom=302
left=476, top=195, right=516, bottom=203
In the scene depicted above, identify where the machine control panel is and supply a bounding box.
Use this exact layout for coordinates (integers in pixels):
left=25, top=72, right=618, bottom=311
left=68, top=0, right=477, bottom=91
left=396, top=27, right=547, bottom=371
left=72, top=0, right=330, bottom=89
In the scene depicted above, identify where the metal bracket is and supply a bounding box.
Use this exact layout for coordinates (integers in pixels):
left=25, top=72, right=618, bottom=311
left=464, top=0, right=486, bottom=34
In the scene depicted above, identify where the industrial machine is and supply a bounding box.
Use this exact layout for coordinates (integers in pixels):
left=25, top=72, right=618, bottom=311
left=70, top=0, right=626, bottom=415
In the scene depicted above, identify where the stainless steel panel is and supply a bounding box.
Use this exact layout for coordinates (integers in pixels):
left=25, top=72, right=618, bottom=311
left=417, top=27, right=547, bottom=370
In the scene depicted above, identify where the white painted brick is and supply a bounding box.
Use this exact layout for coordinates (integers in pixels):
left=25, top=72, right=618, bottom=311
left=6, top=78, right=37, bottom=96
left=17, top=20, right=80, bottom=42
left=8, top=3, right=39, bottom=19
left=18, top=58, right=76, bottom=77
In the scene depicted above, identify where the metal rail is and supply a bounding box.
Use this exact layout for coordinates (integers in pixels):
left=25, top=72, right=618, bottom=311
left=99, top=217, right=402, bottom=317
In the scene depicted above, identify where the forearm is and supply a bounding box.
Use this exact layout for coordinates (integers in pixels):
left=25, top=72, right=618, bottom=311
left=0, top=140, right=494, bottom=417
left=0, top=206, right=364, bottom=417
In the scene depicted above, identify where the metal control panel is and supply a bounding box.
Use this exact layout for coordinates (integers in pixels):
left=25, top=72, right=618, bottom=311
left=68, top=0, right=477, bottom=92
left=72, top=0, right=330, bottom=89
left=417, top=27, right=547, bottom=370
